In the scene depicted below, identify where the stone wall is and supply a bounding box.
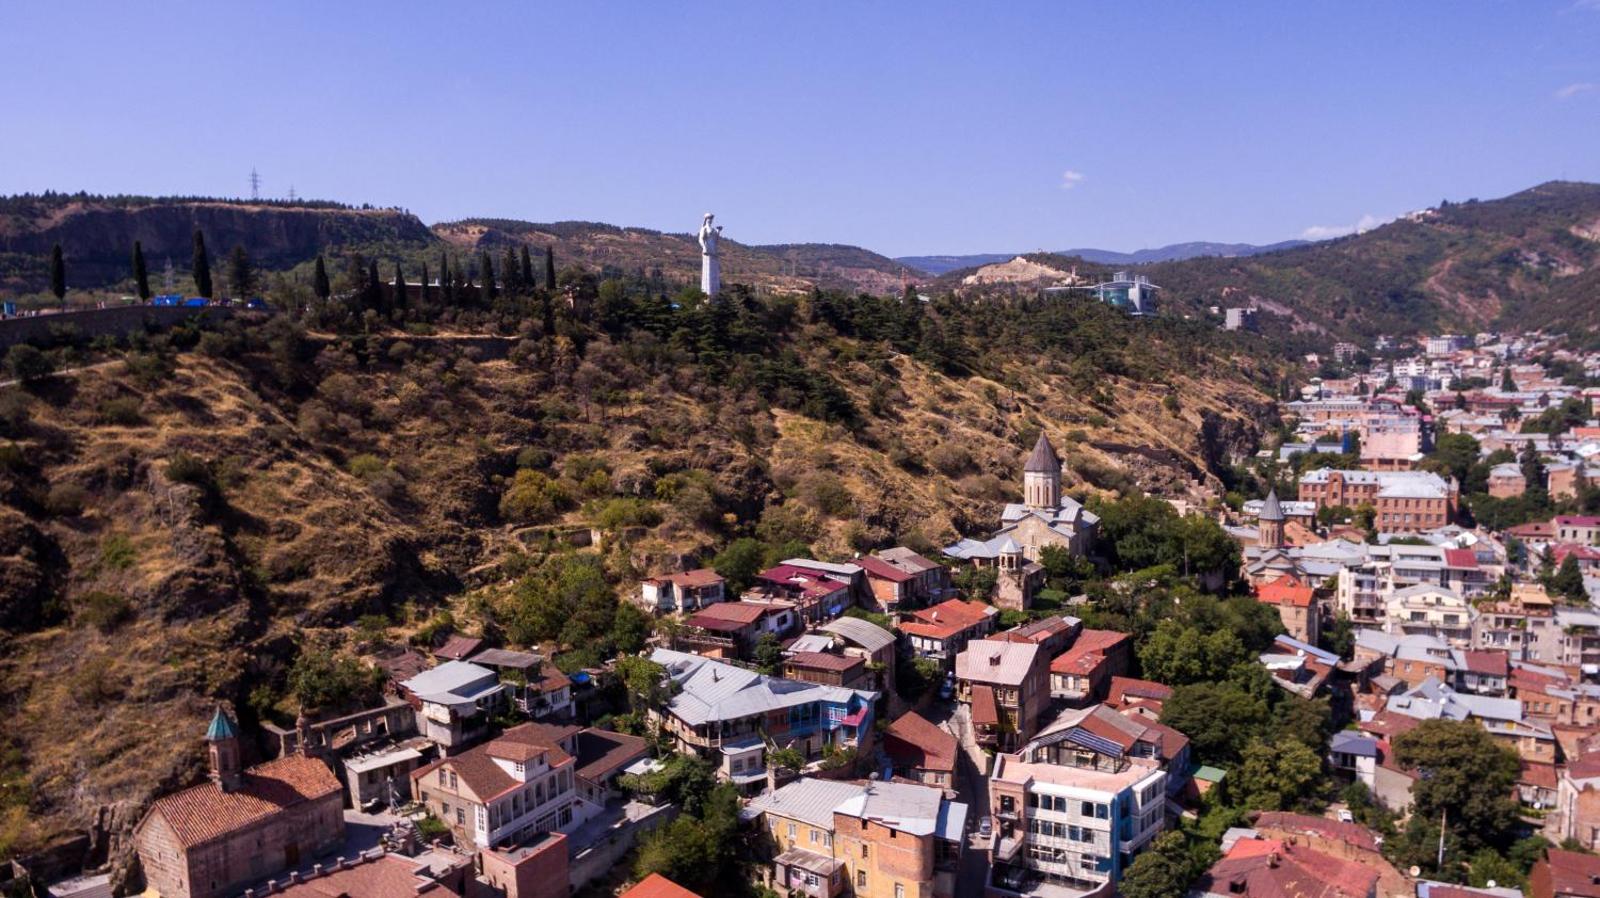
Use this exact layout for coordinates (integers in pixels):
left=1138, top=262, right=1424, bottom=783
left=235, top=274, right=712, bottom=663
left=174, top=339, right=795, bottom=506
left=568, top=803, right=677, bottom=891
left=0, top=305, right=230, bottom=352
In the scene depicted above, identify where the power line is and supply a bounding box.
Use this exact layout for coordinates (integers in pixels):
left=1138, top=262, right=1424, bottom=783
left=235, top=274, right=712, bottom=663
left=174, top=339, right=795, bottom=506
left=249, top=167, right=261, bottom=201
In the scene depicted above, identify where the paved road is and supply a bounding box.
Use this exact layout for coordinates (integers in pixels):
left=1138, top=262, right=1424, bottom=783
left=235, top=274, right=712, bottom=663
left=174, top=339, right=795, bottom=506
left=940, top=702, right=994, bottom=897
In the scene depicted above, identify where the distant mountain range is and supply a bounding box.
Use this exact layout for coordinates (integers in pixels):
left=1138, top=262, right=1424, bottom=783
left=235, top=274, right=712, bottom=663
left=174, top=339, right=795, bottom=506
left=896, top=240, right=1310, bottom=275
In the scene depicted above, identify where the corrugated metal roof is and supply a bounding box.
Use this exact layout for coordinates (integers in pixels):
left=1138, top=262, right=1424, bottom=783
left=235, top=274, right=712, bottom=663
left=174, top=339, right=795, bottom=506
left=954, top=639, right=1041, bottom=687
left=819, top=616, right=895, bottom=653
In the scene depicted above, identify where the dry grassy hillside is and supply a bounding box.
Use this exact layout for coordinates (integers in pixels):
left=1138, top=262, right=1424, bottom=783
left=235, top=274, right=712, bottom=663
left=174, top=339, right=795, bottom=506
left=0, top=311, right=1276, bottom=867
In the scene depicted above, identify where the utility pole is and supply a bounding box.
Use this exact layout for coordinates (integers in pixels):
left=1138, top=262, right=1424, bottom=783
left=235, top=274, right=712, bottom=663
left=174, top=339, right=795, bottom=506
left=1436, top=806, right=1446, bottom=869
left=249, top=167, right=261, bottom=201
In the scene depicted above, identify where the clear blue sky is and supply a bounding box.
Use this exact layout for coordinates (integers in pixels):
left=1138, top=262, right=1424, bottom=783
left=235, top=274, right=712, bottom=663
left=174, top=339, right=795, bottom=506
left=3, top=1, right=1598, bottom=256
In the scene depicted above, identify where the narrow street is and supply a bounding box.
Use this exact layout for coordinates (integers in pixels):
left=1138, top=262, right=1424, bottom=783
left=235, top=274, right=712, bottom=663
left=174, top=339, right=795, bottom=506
left=935, top=701, right=993, bottom=897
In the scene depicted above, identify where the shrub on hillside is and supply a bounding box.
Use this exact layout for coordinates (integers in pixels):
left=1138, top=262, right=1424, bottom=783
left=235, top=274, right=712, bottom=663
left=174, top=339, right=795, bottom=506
left=5, top=345, right=53, bottom=384
left=76, top=591, right=132, bottom=633
left=43, top=482, right=86, bottom=517
left=97, top=396, right=144, bottom=426
left=500, top=469, right=571, bottom=524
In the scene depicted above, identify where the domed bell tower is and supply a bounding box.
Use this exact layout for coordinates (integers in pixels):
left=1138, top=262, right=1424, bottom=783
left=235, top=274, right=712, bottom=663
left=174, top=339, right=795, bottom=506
left=205, top=706, right=244, bottom=793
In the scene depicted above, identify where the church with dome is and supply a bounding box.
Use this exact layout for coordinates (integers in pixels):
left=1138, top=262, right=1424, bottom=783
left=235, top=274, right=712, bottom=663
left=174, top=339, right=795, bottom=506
left=943, top=433, right=1100, bottom=610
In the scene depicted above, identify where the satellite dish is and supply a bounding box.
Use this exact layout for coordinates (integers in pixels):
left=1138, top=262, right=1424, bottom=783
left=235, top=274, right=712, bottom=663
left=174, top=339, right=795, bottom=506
left=1408, top=866, right=1421, bottom=878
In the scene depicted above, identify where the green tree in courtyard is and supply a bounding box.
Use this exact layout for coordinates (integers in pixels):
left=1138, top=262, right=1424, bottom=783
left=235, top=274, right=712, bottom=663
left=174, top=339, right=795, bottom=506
left=1393, top=719, right=1520, bottom=853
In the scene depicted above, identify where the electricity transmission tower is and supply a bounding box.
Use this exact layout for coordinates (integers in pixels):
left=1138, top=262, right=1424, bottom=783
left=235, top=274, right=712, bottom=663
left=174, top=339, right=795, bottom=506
left=249, top=168, right=261, bottom=200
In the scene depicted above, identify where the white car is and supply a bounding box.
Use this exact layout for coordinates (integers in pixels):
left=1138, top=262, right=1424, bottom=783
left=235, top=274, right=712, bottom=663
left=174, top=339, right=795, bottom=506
left=1336, top=809, right=1354, bottom=823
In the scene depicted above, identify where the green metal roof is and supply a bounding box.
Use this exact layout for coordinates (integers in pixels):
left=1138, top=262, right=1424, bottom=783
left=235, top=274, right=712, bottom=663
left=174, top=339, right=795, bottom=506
left=205, top=707, right=239, bottom=742
left=1190, top=764, right=1227, bottom=782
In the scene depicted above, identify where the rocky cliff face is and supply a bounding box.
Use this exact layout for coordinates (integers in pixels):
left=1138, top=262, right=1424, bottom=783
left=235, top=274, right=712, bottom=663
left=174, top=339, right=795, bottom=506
left=0, top=199, right=436, bottom=290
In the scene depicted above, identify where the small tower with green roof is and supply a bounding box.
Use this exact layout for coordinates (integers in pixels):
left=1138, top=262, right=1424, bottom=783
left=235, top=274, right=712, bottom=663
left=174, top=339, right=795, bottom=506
left=205, top=705, right=243, bottom=793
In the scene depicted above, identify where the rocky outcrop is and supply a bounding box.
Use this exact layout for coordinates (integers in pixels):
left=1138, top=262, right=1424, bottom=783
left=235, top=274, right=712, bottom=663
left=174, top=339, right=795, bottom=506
left=0, top=199, right=436, bottom=290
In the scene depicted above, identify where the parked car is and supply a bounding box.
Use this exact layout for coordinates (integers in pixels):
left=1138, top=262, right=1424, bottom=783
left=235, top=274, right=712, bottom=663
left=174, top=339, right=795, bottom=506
left=978, top=816, right=992, bottom=838
left=1336, top=809, right=1354, bottom=824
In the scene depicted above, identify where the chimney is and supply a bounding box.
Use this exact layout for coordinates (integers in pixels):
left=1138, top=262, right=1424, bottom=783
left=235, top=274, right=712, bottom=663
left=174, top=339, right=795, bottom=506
left=289, top=872, right=301, bottom=884
left=313, top=865, right=324, bottom=875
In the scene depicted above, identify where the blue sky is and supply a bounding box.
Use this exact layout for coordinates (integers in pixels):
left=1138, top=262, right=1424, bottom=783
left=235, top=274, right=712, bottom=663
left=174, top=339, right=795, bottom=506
left=2, top=1, right=1598, bottom=256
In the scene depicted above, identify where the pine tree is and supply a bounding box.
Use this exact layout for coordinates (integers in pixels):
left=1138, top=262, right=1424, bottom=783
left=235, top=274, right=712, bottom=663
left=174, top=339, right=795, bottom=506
left=438, top=251, right=450, bottom=299
left=227, top=245, right=255, bottom=299
left=131, top=240, right=151, bottom=300
left=191, top=230, right=213, bottom=298
left=420, top=262, right=433, bottom=307
left=544, top=245, right=556, bottom=290
left=312, top=255, right=331, bottom=301
left=520, top=246, right=534, bottom=290
left=479, top=251, right=496, bottom=304
left=393, top=262, right=407, bottom=310
left=49, top=243, right=66, bottom=303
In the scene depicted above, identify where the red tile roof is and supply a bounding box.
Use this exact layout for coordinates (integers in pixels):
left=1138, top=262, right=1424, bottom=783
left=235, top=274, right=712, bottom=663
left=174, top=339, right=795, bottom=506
left=272, top=852, right=465, bottom=898
left=1462, top=650, right=1510, bottom=677
left=900, top=599, right=994, bottom=640
left=651, top=568, right=724, bottom=588
left=1553, top=543, right=1600, bottom=564
left=621, top=874, right=705, bottom=898
left=1509, top=521, right=1556, bottom=539
left=685, top=602, right=769, bottom=631
left=1358, top=710, right=1421, bottom=740
left=1256, top=581, right=1315, bottom=608
left=883, top=711, right=957, bottom=774
left=142, top=754, right=341, bottom=849
left=784, top=651, right=865, bottom=673
left=1566, top=751, right=1600, bottom=781
left=1521, top=760, right=1558, bottom=790
left=574, top=728, right=650, bottom=783
left=433, top=634, right=484, bottom=661
left=1050, top=629, right=1130, bottom=674
left=1107, top=676, right=1173, bottom=705
left=855, top=555, right=915, bottom=583
left=1443, top=548, right=1479, bottom=569
left=1539, top=848, right=1600, bottom=898
left=1252, top=811, right=1380, bottom=852
left=411, top=723, right=573, bottom=801
left=1197, top=839, right=1378, bottom=898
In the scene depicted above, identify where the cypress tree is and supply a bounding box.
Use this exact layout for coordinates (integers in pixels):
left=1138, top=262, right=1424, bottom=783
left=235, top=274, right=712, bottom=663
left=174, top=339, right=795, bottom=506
left=439, top=251, right=450, bottom=298
left=502, top=246, right=521, bottom=296
left=191, top=230, right=213, bottom=298
left=49, top=243, right=66, bottom=303
left=131, top=240, right=151, bottom=300
left=312, top=255, right=331, bottom=301
left=479, top=251, right=496, bottom=304
left=420, top=262, right=433, bottom=307
left=393, top=262, right=407, bottom=310
left=544, top=245, right=556, bottom=290
left=227, top=245, right=255, bottom=299
left=367, top=259, right=382, bottom=312
left=520, top=246, right=534, bottom=290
